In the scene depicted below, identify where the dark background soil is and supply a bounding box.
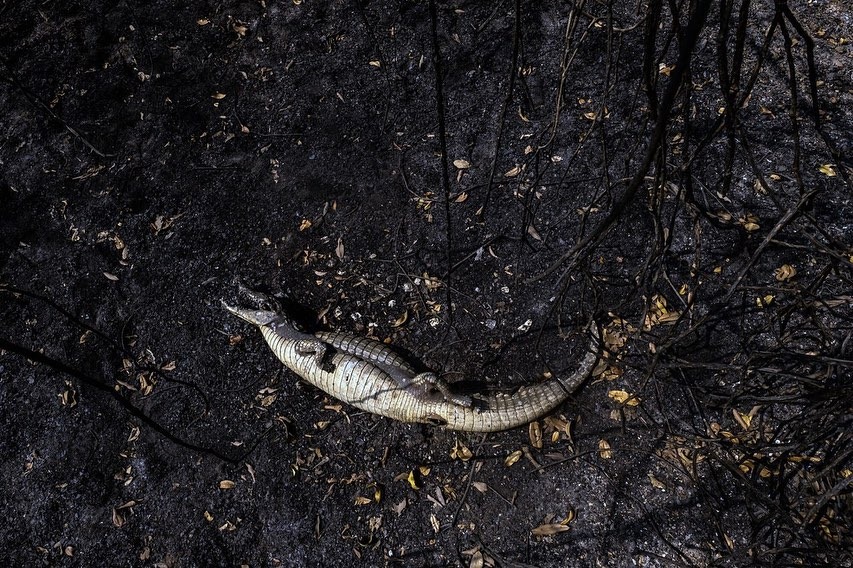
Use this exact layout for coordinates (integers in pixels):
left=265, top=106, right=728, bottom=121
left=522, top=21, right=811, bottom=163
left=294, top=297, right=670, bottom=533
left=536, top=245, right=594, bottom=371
left=1, top=1, right=851, bottom=566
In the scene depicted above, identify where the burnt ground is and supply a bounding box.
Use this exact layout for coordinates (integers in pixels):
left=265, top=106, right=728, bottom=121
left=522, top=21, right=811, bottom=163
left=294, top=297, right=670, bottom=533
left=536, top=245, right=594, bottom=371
left=1, top=1, right=851, bottom=566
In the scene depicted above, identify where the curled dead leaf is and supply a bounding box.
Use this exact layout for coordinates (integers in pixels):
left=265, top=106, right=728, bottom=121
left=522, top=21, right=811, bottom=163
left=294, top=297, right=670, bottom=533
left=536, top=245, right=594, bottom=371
left=504, top=449, right=523, bottom=467
left=739, top=213, right=760, bottom=232
left=406, top=470, right=419, bottom=490
left=391, top=310, right=408, bottom=327
left=774, top=264, right=796, bottom=281
left=598, top=439, right=612, bottom=459
left=450, top=440, right=473, bottom=461
left=504, top=165, right=522, bottom=178
left=529, top=421, right=543, bottom=449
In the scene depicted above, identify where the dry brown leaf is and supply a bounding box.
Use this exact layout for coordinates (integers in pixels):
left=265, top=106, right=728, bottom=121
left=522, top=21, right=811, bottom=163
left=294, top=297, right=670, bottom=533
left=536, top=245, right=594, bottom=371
left=598, top=439, right=613, bottom=459
left=406, top=470, right=419, bottom=490
left=527, top=224, right=542, bottom=241
left=774, top=264, right=797, bottom=281
left=504, top=165, right=522, bottom=178
left=529, top=421, right=543, bottom=449
left=112, top=508, right=125, bottom=527
left=648, top=474, right=666, bottom=490
left=504, top=449, right=523, bottom=467
left=733, top=408, right=753, bottom=430
left=818, top=164, right=836, bottom=177
left=391, top=310, right=408, bottom=327
left=468, top=550, right=485, bottom=568
left=608, top=389, right=641, bottom=407
left=392, top=498, right=407, bottom=515
left=451, top=440, right=473, bottom=461
left=740, top=213, right=760, bottom=232
left=659, top=63, right=675, bottom=76
left=219, top=480, right=235, bottom=490
left=531, top=523, right=571, bottom=537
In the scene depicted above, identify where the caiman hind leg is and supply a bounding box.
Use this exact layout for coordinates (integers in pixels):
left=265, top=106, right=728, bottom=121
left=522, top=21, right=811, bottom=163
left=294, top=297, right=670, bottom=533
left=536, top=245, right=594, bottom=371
left=295, top=338, right=330, bottom=369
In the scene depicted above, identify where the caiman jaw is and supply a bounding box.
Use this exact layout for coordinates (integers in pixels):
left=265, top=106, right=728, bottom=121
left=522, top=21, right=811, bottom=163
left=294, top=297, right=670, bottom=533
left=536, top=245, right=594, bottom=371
left=220, top=300, right=279, bottom=327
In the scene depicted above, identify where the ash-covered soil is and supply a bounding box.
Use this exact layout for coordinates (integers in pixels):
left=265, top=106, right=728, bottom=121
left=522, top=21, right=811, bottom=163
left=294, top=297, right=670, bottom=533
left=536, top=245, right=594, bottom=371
left=1, top=1, right=851, bottom=566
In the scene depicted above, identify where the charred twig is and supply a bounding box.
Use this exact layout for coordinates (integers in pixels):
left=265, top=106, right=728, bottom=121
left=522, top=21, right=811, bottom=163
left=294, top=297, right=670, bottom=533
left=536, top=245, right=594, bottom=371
left=427, top=0, right=455, bottom=329
left=478, top=0, right=521, bottom=220
left=1, top=57, right=116, bottom=158
left=529, top=0, right=713, bottom=285
left=0, top=336, right=268, bottom=464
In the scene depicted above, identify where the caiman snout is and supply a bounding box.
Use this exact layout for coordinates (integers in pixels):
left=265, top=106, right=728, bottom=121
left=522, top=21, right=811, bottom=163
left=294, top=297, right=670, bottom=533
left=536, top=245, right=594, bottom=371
left=220, top=300, right=280, bottom=327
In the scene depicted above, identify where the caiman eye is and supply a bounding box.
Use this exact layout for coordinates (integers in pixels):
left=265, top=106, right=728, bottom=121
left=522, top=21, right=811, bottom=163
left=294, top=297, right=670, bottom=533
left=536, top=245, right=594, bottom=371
left=424, top=414, right=447, bottom=427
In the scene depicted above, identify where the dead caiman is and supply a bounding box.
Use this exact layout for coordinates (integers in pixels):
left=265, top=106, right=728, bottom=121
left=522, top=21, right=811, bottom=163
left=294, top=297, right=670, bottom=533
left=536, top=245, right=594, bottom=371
left=222, top=287, right=599, bottom=432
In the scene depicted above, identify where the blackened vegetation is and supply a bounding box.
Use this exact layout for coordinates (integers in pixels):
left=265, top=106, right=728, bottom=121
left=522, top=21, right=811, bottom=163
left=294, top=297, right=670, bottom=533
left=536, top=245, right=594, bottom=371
left=0, top=0, right=850, bottom=565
